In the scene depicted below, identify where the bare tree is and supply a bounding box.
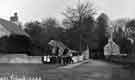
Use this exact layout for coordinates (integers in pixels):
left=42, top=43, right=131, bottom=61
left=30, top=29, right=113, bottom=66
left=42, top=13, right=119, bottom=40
left=62, top=1, right=97, bottom=51
left=62, top=1, right=96, bottom=29
left=125, top=19, right=135, bottom=55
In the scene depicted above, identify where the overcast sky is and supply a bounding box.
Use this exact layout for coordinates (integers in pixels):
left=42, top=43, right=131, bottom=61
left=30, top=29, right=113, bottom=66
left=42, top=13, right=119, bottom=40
left=0, top=0, right=135, bottom=23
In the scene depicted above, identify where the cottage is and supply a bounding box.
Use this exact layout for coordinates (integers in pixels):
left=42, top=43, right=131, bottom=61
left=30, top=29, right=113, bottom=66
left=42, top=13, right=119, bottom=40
left=0, top=13, right=31, bottom=55
left=104, top=38, right=120, bottom=59
left=48, top=40, right=67, bottom=56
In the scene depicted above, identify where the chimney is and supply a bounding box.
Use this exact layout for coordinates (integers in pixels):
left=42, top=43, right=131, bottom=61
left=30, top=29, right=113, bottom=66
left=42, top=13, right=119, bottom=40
left=10, top=12, right=18, bottom=22
left=10, top=12, right=23, bottom=29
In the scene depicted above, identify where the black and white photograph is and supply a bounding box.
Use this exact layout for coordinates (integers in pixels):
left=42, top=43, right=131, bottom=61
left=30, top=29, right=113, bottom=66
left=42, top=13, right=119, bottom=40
left=0, top=0, right=134, bottom=80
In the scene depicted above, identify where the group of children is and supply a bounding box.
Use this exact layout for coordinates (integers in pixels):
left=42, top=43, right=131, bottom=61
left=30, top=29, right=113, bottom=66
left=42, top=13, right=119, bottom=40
left=42, top=55, right=73, bottom=64
left=42, top=46, right=83, bottom=64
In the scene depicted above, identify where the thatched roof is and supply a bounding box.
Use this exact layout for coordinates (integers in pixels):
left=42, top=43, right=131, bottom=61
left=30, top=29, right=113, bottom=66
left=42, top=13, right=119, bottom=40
left=0, top=18, right=29, bottom=37
left=48, top=40, right=67, bottom=49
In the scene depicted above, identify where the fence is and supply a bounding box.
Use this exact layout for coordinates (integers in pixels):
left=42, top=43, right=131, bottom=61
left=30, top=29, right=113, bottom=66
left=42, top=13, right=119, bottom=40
left=0, top=72, right=42, bottom=80
left=0, top=71, right=83, bottom=80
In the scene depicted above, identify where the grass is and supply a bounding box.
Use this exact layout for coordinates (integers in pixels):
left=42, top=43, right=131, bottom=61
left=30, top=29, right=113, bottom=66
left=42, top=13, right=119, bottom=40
left=0, top=63, right=87, bottom=80
left=0, top=64, right=60, bottom=79
left=0, top=60, right=134, bottom=80
left=0, top=63, right=77, bottom=80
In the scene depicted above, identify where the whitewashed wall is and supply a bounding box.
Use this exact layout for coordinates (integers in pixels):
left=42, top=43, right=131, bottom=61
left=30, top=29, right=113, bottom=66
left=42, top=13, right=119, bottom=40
left=0, top=24, right=10, bottom=37
left=0, top=54, right=42, bottom=63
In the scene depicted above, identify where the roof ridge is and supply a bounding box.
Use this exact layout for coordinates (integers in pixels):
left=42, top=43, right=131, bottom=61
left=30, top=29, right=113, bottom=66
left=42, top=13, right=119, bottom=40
left=0, top=18, right=30, bottom=37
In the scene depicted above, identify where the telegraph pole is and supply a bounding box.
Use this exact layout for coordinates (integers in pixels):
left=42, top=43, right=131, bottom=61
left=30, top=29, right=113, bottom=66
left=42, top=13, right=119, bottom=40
left=78, top=0, right=82, bottom=53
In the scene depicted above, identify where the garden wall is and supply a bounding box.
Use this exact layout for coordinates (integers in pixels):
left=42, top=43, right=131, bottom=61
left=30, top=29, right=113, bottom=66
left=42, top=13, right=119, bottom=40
left=0, top=54, right=42, bottom=63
